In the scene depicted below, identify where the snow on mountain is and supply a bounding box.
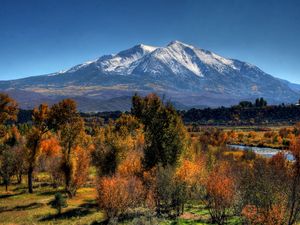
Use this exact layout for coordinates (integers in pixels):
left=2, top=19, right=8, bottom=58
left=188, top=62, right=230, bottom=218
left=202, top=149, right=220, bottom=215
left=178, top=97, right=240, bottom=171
left=53, top=40, right=239, bottom=78
left=0, top=40, right=299, bottom=111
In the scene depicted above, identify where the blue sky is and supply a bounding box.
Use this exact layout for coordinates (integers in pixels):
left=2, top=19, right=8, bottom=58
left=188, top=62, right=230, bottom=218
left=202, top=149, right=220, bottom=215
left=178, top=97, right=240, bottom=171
left=1, top=0, right=300, bottom=83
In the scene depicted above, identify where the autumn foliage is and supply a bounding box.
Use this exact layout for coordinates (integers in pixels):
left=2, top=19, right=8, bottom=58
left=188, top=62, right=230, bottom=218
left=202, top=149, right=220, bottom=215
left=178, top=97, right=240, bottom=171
left=2, top=92, right=300, bottom=224
left=97, top=175, right=144, bottom=220
left=206, top=162, right=236, bottom=224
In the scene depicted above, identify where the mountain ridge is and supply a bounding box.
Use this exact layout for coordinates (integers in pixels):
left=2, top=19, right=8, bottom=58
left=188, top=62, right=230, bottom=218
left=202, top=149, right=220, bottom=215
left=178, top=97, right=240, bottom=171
left=0, top=40, right=299, bottom=111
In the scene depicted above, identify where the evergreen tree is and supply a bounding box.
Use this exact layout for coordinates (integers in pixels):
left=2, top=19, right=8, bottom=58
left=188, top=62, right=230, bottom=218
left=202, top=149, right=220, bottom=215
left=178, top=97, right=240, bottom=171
left=51, top=192, right=68, bottom=215
left=132, top=94, right=188, bottom=169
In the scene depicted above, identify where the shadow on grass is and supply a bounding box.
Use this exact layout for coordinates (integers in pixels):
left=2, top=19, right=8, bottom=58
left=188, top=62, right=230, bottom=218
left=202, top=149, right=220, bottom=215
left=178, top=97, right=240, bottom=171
left=170, top=219, right=213, bottom=225
left=0, top=202, right=44, bottom=213
left=0, top=190, right=26, bottom=199
left=90, top=220, right=109, bottom=225
left=40, top=199, right=98, bottom=222
left=37, top=189, right=63, bottom=196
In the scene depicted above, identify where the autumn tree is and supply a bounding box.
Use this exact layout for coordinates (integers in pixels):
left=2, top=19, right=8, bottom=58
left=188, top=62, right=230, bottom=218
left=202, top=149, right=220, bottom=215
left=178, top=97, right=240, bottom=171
left=0, top=126, right=23, bottom=190
left=25, top=104, right=49, bottom=193
left=0, top=93, right=19, bottom=190
left=39, top=135, right=63, bottom=187
left=0, top=93, right=18, bottom=136
left=132, top=93, right=188, bottom=170
left=206, top=162, right=236, bottom=224
left=287, top=138, right=300, bottom=225
left=71, top=146, right=90, bottom=195
left=97, top=175, right=144, bottom=221
left=49, top=99, right=86, bottom=197
left=92, top=114, right=143, bottom=177
left=239, top=155, right=289, bottom=225
left=0, top=147, right=15, bottom=191
left=8, top=127, right=25, bottom=184
left=176, top=158, right=207, bottom=203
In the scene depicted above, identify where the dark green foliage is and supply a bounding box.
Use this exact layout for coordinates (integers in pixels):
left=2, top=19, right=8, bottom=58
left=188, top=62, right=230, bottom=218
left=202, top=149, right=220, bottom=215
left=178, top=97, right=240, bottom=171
left=238, top=156, right=288, bottom=214
left=50, top=192, right=68, bottom=215
left=183, top=103, right=300, bottom=125
left=255, top=97, right=267, bottom=107
left=241, top=150, right=256, bottom=161
left=156, top=166, right=188, bottom=217
left=0, top=147, right=16, bottom=191
left=92, top=143, right=120, bottom=176
left=0, top=127, right=22, bottom=191
left=132, top=94, right=187, bottom=169
left=238, top=101, right=253, bottom=108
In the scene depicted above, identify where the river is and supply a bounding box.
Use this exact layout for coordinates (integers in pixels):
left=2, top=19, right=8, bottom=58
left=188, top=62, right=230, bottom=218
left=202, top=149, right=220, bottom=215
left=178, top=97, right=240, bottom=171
left=228, top=144, right=294, bottom=161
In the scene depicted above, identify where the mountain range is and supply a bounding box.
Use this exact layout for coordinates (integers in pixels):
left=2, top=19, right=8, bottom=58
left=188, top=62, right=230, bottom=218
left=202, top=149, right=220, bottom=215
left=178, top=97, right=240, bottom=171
left=1, top=40, right=299, bottom=112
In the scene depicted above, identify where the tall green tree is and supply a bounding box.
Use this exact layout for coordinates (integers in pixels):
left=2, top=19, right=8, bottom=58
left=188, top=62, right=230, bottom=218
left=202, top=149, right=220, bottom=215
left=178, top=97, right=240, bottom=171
left=132, top=94, right=188, bottom=170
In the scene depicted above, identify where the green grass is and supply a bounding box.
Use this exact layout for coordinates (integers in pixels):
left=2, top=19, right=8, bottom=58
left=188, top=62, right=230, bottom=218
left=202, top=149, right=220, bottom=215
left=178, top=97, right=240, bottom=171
left=0, top=177, right=242, bottom=224
left=0, top=182, right=105, bottom=225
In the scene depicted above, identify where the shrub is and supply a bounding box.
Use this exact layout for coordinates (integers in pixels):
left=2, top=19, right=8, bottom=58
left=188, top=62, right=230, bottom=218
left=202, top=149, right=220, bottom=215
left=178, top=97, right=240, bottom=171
left=97, top=175, right=144, bottom=220
left=50, top=192, right=68, bottom=215
left=206, top=162, right=236, bottom=224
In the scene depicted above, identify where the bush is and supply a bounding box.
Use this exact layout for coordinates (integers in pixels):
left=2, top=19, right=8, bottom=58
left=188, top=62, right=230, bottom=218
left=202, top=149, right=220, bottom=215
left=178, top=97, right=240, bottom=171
left=50, top=192, right=68, bottom=215
left=97, top=175, right=144, bottom=220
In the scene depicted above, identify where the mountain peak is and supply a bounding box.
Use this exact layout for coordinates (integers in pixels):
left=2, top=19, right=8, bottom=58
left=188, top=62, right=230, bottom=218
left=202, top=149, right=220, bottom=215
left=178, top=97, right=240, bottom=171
left=167, top=40, right=193, bottom=48
left=0, top=40, right=298, bottom=111
left=129, top=44, right=158, bottom=54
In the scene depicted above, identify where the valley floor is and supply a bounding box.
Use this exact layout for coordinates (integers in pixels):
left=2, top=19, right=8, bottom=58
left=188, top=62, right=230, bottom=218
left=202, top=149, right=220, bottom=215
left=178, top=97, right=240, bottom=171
left=0, top=178, right=241, bottom=225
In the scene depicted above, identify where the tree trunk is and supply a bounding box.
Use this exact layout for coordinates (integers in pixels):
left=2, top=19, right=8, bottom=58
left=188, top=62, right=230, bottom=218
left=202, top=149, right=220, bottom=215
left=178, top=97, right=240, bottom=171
left=65, top=163, right=73, bottom=198
left=17, top=173, right=22, bottom=184
left=5, top=183, right=8, bottom=192
left=28, top=166, right=33, bottom=193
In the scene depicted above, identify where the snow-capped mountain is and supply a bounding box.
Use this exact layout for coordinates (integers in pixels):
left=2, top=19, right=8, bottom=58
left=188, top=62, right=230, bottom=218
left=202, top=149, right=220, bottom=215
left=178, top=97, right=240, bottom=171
left=0, top=41, right=299, bottom=111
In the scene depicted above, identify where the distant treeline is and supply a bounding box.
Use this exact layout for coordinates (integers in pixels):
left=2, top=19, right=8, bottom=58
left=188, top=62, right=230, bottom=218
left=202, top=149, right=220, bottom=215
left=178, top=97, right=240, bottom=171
left=17, top=109, right=124, bottom=125
left=17, top=98, right=300, bottom=126
left=181, top=102, right=300, bottom=125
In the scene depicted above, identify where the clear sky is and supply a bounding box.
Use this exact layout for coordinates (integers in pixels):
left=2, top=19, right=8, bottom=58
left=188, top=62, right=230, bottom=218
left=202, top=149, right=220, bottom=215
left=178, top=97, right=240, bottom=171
left=1, top=0, right=300, bottom=83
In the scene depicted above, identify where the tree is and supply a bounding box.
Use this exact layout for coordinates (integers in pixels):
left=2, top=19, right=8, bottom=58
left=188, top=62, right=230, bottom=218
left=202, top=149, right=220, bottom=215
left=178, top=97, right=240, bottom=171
left=50, top=192, right=68, bottom=215
left=255, top=97, right=267, bottom=108
left=154, top=165, right=189, bottom=217
left=176, top=158, right=207, bottom=201
left=0, top=147, right=15, bottom=191
left=92, top=115, right=143, bottom=177
left=206, top=162, right=236, bottom=224
left=0, top=126, right=23, bottom=190
left=39, top=135, right=63, bottom=187
left=287, top=138, right=300, bottom=225
left=97, top=175, right=144, bottom=221
left=49, top=99, right=86, bottom=197
left=0, top=93, right=18, bottom=126
left=131, top=94, right=188, bottom=170
left=0, top=94, right=19, bottom=190
left=239, top=101, right=253, bottom=108
left=238, top=155, right=289, bottom=225
left=25, top=104, right=49, bottom=193
left=70, top=146, right=90, bottom=195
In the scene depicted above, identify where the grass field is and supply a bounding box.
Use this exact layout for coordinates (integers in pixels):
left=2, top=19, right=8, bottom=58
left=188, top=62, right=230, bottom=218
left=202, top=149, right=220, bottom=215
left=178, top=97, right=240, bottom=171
left=0, top=178, right=242, bottom=225
left=0, top=183, right=105, bottom=225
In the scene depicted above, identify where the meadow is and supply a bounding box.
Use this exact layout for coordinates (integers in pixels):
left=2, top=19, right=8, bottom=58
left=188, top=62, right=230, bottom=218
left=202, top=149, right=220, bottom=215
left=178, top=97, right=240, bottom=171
left=1, top=93, right=300, bottom=225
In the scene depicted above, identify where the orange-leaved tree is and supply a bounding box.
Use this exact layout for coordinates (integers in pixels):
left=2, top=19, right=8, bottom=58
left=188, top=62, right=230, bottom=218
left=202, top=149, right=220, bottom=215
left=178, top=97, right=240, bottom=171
left=97, top=175, right=144, bottom=221
left=206, top=162, right=236, bottom=224
left=49, top=99, right=86, bottom=197
left=287, top=138, right=300, bottom=225
left=25, top=103, right=49, bottom=193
